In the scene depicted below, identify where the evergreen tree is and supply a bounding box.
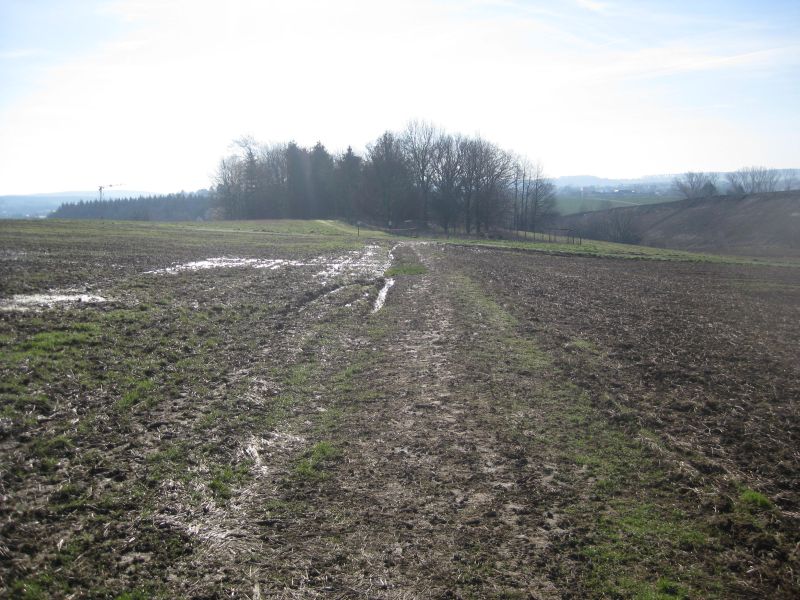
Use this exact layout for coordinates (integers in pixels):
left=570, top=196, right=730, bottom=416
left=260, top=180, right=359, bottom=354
left=286, top=142, right=312, bottom=218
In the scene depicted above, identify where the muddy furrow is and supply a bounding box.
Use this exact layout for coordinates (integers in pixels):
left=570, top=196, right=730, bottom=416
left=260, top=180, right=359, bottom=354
left=148, top=248, right=395, bottom=594
left=285, top=244, right=576, bottom=598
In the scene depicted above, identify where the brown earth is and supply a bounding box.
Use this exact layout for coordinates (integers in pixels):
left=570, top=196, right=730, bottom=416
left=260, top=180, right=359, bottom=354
left=1, top=223, right=799, bottom=598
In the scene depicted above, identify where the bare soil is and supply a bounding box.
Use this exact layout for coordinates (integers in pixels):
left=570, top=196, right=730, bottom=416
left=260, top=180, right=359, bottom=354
left=1, top=221, right=798, bottom=598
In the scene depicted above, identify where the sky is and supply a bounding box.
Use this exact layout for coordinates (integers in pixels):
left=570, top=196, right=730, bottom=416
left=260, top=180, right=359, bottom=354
left=0, top=0, right=798, bottom=195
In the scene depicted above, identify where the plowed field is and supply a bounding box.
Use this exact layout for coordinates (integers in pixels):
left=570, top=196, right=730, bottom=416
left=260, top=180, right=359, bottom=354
left=1, top=220, right=798, bottom=598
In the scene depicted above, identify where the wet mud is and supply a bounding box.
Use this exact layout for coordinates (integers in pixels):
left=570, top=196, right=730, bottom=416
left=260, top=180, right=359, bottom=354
left=1, top=222, right=798, bottom=598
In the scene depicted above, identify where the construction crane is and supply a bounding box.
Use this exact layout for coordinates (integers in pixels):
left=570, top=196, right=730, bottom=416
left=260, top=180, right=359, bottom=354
left=98, top=183, right=124, bottom=202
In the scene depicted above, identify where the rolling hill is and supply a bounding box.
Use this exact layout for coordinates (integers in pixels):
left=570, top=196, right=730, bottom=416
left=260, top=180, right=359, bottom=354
left=555, top=191, right=800, bottom=258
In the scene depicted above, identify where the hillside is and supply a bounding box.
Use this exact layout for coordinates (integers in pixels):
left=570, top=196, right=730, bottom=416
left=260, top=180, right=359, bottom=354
left=556, top=191, right=800, bottom=258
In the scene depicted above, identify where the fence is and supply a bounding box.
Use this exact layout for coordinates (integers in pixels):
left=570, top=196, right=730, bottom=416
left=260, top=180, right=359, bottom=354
left=515, top=228, right=582, bottom=245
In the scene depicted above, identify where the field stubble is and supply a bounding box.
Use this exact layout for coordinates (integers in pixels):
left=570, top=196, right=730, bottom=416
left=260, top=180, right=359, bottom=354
left=0, top=220, right=798, bottom=598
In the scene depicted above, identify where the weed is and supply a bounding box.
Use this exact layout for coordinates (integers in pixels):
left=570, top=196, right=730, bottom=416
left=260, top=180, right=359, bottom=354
left=38, top=457, right=59, bottom=474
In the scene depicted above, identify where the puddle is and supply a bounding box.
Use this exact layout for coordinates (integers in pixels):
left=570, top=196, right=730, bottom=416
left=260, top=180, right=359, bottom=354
left=373, top=278, right=395, bottom=312
left=369, top=243, right=403, bottom=313
left=145, top=257, right=306, bottom=274
left=144, top=243, right=405, bottom=314
left=315, top=244, right=389, bottom=280
left=147, top=244, right=397, bottom=282
left=0, top=292, right=107, bottom=312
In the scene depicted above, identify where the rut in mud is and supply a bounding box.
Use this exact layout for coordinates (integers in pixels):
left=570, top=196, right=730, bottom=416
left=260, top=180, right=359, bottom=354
left=2, top=220, right=799, bottom=599
left=272, top=243, right=581, bottom=597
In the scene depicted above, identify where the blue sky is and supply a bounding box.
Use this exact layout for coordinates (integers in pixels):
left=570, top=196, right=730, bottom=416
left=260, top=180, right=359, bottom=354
left=1, top=0, right=798, bottom=194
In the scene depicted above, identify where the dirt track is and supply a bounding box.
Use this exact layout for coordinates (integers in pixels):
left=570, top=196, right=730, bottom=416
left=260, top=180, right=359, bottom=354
left=283, top=244, right=573, bottom=597
left=1, top=222, right=799, bottom=598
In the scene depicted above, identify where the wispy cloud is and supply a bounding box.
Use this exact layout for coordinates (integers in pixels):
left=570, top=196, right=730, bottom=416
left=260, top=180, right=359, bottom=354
left=578, top=43, right=799, bottom=86
left=0, top=48, right=45, bottom=60
left=0, top=0, right=797, bottom=193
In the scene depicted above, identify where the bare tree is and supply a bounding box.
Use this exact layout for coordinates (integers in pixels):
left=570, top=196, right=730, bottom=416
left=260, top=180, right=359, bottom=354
left=781, top=169, right=798, bottom=192
left=512, top=158, right=529, bottom=233
left=604, top=209, right=641, bottom=244
left=672, top=171, right=718, bottom=199
left=257, top=143, right=289, bottom=217
left=466, top=138, right=515, bottom=234
left=401, top=120, right=438, bottom=224
left=525, top=161, right=557, bottom=231
left=214, top=155, right=244, bottom=218
left=431, top=133, right=464, bottom=236
left=726, top=166, right=781, bottom=194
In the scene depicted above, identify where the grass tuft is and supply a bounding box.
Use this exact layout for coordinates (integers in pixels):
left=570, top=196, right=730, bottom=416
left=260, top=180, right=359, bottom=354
left=294, top=441, right=340, bottom=480
left=739, top=488, right=772, bottom=510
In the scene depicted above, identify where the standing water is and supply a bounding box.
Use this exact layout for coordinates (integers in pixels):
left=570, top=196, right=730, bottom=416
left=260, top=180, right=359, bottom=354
left=373, top=278, right=395, bottom=312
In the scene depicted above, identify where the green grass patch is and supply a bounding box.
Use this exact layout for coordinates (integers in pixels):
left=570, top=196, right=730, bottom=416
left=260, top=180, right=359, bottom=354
left=739, top=488, right=772, bottom=510
left=115, top=378, right=156, bottom=411
left=8, top=574, right=66, bottom=600
left=115, top=591, right=150, bottom=600
left=565, top=337, right=601, bottom=355
left=294, top=441, right=340, bottom=480
left=439, top=236, right=797, bottom=266
left=209, top=463, right=251, bottom=502
left=50, top=483, right=90, bottom=510
left=5, top=324, right=100, bottom=366
left=145, top=442, right=192, bottom=487
left=32, top=434, right=73, bottom=459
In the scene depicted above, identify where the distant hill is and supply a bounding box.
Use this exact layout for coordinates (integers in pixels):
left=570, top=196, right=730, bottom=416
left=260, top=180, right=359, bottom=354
left=553, top=174, right=681, bottom=216
left=555, top=191, right=800, bottom=258
left=0, top=190, right=150, bottom=218
left=555, top=174, right=674, bottom=188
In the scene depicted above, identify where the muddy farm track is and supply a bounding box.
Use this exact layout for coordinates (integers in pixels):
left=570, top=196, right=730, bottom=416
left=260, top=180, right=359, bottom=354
left=1, top=221, right=799, bottom=599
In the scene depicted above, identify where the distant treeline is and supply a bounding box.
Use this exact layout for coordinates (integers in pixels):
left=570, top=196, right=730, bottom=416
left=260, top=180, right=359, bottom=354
left=213, top=121, right=557, bottom=234
left=672, top=167, right=798, bottom=200
left=50, top=192, right=211, bottom=221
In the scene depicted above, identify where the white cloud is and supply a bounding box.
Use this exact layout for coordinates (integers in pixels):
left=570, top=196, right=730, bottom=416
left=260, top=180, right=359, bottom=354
left=0, top=0, right=796, bottom=193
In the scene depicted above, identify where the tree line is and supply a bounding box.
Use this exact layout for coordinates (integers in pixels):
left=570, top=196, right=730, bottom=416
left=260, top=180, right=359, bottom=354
left=213, top=121, right=558, bottom=235
left=50, top=192, right=211, bottom=221
left=672, top=167, right=798, bottom=200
